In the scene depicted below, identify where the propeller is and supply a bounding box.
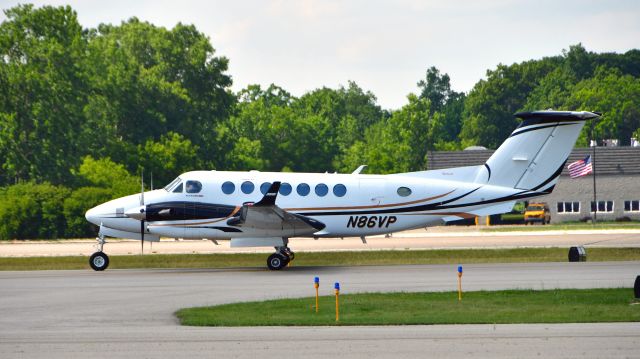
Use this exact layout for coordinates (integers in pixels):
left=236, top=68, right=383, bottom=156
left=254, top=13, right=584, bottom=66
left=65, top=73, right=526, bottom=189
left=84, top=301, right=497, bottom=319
left=140, top=169, right=145, bottom=255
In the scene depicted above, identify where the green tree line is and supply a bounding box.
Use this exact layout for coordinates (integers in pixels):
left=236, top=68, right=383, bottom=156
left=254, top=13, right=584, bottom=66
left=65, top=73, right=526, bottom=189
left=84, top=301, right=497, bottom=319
left=1, top=4, right=639, bottom=239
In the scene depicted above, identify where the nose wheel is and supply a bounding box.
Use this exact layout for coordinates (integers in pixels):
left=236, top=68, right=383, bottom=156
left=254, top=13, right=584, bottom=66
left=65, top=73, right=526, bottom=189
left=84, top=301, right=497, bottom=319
left=89, top=251, right=109, bottom=271
left=89, top=235, right=110, bottom=271
left=267, top=246, right=294, bottom=270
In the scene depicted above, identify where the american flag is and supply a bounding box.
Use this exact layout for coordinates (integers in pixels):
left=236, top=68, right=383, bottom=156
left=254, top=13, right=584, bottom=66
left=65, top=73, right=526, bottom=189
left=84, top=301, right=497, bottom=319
left=568, top=155, right=593, bottom=178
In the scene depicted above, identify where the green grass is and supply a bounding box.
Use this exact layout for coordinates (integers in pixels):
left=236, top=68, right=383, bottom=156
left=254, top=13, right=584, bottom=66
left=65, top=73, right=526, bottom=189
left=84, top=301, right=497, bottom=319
left=176, top=288, right=640, bottom=326
left=1, top=247, right=639, bottom=271
left=482, top=221, right=640, bottom=232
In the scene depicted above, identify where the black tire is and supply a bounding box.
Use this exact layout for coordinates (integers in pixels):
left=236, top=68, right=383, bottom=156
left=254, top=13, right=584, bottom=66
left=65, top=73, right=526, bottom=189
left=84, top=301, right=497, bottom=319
left=267, top=253, right=288, bottom=270
left=90, top=252, right=109, bottom=271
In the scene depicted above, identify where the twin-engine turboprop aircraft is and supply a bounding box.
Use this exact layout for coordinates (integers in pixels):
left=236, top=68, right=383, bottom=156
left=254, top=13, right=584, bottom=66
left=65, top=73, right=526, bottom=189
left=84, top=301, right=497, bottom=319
left=85, top=110, right=600, bottom=271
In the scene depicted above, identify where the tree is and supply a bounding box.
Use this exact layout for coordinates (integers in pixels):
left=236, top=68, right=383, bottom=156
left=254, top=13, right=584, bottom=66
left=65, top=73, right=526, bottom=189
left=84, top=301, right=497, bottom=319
left=566, top=66, right=640, bottom=146
left=0, top=4, right=88, bottom=184
left=138, top=132, right=203, bottom=186
left=459, top=57, right=561, bottom=148
left=74, top=156, right=139, bottom=197
left=84, top=18, right=234, bottom=169
left=0, top=182, right=70, bottom=239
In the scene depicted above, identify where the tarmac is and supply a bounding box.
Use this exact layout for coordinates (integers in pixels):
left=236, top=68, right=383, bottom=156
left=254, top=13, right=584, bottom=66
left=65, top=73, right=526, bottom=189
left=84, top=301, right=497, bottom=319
left=1, top=261, right=639, bottom=358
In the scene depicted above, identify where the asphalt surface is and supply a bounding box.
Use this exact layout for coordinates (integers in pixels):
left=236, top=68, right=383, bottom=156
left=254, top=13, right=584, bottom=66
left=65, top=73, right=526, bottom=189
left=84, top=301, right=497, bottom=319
left=1, top=261, right=639, bottom=358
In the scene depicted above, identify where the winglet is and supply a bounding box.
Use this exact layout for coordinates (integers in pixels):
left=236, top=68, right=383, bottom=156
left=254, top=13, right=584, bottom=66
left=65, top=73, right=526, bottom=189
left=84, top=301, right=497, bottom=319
left=255, top=181, right=281, bottom=206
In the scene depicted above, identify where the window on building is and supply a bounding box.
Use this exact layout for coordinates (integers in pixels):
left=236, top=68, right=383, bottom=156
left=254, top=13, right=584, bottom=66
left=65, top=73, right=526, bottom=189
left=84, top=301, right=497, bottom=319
left=557, top=201, right=580, bottom=213
left=590, top=200, right=614, bottom=213
left=624, top=200, right=640, bottom=212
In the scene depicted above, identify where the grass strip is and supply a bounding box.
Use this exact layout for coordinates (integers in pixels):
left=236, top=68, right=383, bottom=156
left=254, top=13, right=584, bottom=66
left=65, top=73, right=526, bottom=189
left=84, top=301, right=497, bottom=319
left=0, top=247, right=639, bottom=271
left=176, top=288, right=640, bottom=326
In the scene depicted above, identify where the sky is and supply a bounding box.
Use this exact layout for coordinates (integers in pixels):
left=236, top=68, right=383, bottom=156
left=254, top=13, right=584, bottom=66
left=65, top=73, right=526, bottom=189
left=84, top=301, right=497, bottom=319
left=1, top=0, right=639, bottom=109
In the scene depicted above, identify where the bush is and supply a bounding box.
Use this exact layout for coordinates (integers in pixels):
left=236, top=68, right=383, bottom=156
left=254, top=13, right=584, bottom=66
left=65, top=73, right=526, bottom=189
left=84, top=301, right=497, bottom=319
left=0, top=183, right=71, bottom=240
left=63, top=187, right=114, bottom=238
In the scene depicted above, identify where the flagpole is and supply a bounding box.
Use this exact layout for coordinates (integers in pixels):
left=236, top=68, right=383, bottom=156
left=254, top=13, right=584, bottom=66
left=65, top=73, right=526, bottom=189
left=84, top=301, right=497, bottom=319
left=591, top=120, right=597, bottom=224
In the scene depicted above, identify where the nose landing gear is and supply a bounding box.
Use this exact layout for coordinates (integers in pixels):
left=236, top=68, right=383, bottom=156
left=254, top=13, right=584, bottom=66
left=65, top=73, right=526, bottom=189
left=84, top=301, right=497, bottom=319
left=89, top=235, right=110, bottom=271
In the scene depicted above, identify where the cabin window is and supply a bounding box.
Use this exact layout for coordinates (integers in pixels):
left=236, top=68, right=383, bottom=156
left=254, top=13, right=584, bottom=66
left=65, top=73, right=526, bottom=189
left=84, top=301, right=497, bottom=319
left=186, top=180, right=202, bottom=194
left=397, top=186, right=412, bottom=197
left=241, top=181, right=254, bottom=194
left=221, top=181, right=235, bottom=194
left=279, top=182, right=292, bottom=196
left=172, top=183, right=183, bottom=193
left=315, top=183, right=328, bottom=197
left=333, top=184, right=347, bottom=197
left=260, top=182, right=272, bottom=194
left=297, top=183, right=310, bottom=196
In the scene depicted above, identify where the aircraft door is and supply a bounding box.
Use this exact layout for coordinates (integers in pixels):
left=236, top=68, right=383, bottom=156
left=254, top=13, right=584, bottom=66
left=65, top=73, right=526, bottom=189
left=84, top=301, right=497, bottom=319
left=358, top=178, right=387, bottom=206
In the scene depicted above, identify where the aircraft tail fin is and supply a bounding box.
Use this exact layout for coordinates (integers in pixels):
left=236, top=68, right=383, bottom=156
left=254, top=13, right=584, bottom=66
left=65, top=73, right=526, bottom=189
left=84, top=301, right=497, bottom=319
left=473, top=111, right=600, bottom=192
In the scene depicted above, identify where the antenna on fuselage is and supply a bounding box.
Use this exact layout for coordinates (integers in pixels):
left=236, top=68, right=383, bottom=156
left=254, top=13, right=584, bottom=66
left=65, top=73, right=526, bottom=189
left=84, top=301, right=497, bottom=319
left=352, top=165, right=367, bottom=174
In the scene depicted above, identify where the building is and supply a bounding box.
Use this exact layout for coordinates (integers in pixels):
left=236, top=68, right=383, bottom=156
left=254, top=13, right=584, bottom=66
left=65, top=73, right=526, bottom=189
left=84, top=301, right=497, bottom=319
left=428, top=147, right=640, bottom=223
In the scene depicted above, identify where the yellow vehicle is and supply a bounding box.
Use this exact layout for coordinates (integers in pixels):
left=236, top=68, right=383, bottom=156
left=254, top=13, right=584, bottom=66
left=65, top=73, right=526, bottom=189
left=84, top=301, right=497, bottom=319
left=524, top=203, right=551, bottom=224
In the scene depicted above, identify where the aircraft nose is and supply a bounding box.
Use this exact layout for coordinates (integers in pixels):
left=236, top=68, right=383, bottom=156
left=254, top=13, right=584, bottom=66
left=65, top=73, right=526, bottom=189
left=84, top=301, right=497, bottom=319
left=85, top=206, right=100, bottom=225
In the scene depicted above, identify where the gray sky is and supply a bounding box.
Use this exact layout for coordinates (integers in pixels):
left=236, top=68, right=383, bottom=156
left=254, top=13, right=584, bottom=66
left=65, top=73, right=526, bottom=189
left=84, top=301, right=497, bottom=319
left=2, top=0, right=639, bottom=109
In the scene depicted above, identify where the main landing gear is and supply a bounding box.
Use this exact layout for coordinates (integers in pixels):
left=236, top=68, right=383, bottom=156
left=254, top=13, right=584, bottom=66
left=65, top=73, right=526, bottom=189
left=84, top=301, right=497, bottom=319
left=89, top=235, right=109, bottom=271
left=267, top=241, right=295, bottom=271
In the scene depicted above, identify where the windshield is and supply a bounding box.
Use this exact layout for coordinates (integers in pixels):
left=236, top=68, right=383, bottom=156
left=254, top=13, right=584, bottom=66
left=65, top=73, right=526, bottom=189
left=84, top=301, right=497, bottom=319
left=526, top=205, right=544, bottom=211
left=164, top=177, right=182, bottom=191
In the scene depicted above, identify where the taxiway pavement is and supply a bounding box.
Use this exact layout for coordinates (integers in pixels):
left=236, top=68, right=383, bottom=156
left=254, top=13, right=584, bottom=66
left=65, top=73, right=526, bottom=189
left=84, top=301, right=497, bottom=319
left=1, top=261, right=639, bottom=358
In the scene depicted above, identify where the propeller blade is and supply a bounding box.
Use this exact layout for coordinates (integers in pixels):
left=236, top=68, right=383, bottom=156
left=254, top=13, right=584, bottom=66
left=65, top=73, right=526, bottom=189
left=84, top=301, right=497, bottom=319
left=140, top=169, right=145, bottom=206
left=140, top=169, right=145, bottom=255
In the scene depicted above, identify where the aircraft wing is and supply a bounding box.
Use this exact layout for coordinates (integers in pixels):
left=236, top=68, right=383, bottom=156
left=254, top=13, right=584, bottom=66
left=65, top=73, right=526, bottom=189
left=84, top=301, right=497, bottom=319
left=226, top=182, right=325, bottom=235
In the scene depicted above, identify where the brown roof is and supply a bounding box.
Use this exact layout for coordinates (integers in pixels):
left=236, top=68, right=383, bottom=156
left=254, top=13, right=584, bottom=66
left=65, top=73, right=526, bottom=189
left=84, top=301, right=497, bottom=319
left=427, top=147, right=640, bottom=176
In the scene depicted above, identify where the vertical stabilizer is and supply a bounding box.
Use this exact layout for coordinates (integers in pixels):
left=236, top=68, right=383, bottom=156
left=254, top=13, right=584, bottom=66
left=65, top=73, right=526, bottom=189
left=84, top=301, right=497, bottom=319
left=475, top=111, right=600, bottom=192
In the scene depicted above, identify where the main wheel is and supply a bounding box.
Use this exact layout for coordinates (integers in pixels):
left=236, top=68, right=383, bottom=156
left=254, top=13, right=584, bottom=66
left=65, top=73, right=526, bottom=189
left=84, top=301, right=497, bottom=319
left=90, top=251, right=109, bottom=271
left=267, top=253, right=288, bottom=270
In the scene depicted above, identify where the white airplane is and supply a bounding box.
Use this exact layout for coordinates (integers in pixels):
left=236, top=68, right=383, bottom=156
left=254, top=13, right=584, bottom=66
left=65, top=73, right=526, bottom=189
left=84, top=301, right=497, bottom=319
left=85, top=110, right=600, bottom=271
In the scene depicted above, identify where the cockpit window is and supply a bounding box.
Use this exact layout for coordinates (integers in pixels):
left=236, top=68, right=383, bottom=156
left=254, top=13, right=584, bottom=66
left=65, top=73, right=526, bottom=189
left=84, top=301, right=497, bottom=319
left=186, top=180, right=202, bottom=194
left=164, top=177, right=182, bottom=191
left=173, top=183, right=183, bottom=193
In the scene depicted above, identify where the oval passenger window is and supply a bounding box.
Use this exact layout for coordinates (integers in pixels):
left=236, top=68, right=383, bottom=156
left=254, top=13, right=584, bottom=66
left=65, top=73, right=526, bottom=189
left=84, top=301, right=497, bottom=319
left=279, top=182, right=292, bottom=196
left=333, top=184, right=347, bottom=197
left=297, top=183, right=310, bottom=196
left=397, top=186, right=412, bottom=197
left=241, top=181, right=254, bottom=194
left=315, top=183, right=328, bottom=197
left=221, top=181, right=235, bottom=194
